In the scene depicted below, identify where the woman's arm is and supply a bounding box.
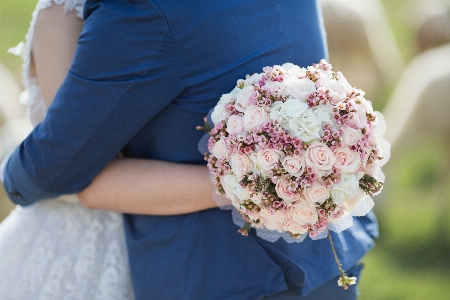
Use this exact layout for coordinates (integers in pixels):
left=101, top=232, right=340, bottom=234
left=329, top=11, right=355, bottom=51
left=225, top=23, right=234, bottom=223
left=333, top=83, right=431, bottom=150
left=33, top=4, right=218, bottom=215
left=32, top=4, right=82, bottom=107
left=77, top=158, right=217, bottom=215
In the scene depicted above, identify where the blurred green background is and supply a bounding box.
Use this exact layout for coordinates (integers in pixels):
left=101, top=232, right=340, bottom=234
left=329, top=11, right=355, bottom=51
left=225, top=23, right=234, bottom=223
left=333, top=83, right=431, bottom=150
left=0, top=1, right=449, bottom=299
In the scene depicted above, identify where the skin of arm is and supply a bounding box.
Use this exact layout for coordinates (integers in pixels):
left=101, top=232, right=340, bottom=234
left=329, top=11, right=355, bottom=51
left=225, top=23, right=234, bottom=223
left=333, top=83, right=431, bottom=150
left=31, top=4, right=217, bottom=215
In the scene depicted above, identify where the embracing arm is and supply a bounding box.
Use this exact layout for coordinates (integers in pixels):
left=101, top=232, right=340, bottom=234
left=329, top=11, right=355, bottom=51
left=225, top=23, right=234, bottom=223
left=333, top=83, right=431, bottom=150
left=77, top=158, right=216, bottom=215
left=14, top=2, right=217, bottom=215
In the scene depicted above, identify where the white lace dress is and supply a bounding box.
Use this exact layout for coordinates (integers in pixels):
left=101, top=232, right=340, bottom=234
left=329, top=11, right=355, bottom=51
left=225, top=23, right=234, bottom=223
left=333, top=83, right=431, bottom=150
left=0, top=1, right=135, bottom=299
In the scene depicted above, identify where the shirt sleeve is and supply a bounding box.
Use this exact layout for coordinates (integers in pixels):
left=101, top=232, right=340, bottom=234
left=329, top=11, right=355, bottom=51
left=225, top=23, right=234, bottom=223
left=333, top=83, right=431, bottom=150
left=3, top=0, right=180, bottom=205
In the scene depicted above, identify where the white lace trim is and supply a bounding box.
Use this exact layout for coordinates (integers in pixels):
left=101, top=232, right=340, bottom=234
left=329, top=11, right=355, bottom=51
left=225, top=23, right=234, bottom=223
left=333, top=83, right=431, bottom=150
left=9, top=0, right=84, bottom=127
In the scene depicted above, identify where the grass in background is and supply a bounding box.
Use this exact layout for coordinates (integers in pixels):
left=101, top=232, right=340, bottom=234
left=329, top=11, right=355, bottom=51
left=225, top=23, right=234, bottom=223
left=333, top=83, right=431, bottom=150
left=0, top=0, right=35, bottom=80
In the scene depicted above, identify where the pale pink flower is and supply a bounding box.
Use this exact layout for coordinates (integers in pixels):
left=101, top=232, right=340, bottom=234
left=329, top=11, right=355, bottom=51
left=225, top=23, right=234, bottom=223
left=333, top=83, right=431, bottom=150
left=211, top=139, right=231, bottom=159
left=283, top=217, right=308, bottom=235
left=256, top=148, right=285, bottom=170
left=342, top=128, right=362, bottom=146
left=333, top=147, right=361, bottom=173
left=259, top=208, right=286, bottom=232
left=235, top=85, right=255, bottom=112
left=229, top=153, right=253, bottom=179
left=243, top=106, right=269, bottom=131
left=275, top=178, right=302, bottom=204
left=282, top=155, right=306, bottom=177
left=290, top=201, right=319, bottom=225
left=304, top=181, right=330, bottom=205
left=305, top=142, right=336, bottom=175
left=226, top=115, right=244, bottom=135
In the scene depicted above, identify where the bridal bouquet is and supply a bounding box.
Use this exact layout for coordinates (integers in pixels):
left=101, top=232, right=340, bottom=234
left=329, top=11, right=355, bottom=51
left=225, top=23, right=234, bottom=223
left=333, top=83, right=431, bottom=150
left=199, top=59, right=389, bottom=288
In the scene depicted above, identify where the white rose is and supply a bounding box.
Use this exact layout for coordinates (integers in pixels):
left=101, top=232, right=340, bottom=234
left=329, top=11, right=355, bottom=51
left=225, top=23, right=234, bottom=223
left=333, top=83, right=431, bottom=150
left=243, top=106, right=269, bottom=131
left=333, top=147, right=361, bottom=173
left=282, top=155, right=305, bottom=177
left=283, top=78, right=316, bottom=100
left=281, top=63, right=307, bottom=78
left=221, top=174, right=249, bottom=204
left=330, top=174, right=359, bottom=205
left=318, top=68, right=333, bottom=79
left=211, top=91, right=238, bottom=124
left=288, top=110, right=322, bottom=142
left=211, top=139, right=230, bottom=159
left=235, top=85, right=255, bottom=112
left=269, top=99, right=308, bottom=129
left=316, top=78, right=348, bottom=104
left=264, top=81, right=286, bottom=97
left=211, top=103, right=228, bottom=125
left=229, top=153, right=253, bottom=179
left=256, top=149, right=285, bottom=170
left=248, top=153, right=269, bottom=177
left=359, top=98, right=373, bottom=113
left=226, top=115, right=244, bottom=135
left=305, top=142, right=336, bottom=175
left=291, top=201, right=319, bottom=225
left=342, top=128, right=362, bottom=145
left=352, top=105, right=368, bottom=128
left=337, top=78, right=353, bottom=95
left=343, top=188, right=366, bottom=212
left=259, top=208, right=286, bottom=232
left=244, top=73, right=262, bottom=85
left=219, top=91, right=237, bottom=105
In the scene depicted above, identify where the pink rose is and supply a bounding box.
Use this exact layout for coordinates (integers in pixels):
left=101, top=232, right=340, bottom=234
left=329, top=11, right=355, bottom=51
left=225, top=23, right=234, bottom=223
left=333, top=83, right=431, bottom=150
left=235, top=85, right=255, bottom=112
left=283, top=217, right=308, bottom=235
left=256, top=149, right=285, bottom=170
left=275, top=178, right=302, bottom=204
left=229, top=153, right=253, bottom=179
left=290, top=201, right=318, bottom=225
left=226, top=115, right=244, bottom=135
left=282, top=155, right=305, bottom=177
left=333, top=147, right=361, bottom=173
left=304, top=181, right=330, bottom=205
left=211, top=139, right=230, bottom=159
left=305, top=142, right=335, bottom=175
left=259, top=208, right=286, bottom=232
left=243, top=106, right=269, bottom=131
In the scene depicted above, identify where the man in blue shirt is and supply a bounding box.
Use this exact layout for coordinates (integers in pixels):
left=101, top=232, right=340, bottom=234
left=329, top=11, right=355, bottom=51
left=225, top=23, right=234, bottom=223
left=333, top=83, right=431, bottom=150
left=3, top=0, right=377, bottom=299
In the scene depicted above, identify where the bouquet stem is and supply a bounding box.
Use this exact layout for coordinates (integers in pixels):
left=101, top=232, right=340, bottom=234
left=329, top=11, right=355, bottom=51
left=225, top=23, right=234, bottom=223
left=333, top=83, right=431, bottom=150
left=327, top=231, right=357, bottom=290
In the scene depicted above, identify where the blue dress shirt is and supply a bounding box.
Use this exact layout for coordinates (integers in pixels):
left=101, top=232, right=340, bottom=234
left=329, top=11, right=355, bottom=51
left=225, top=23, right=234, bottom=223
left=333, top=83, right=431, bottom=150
left=3, top=0, right=377, bottom=299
